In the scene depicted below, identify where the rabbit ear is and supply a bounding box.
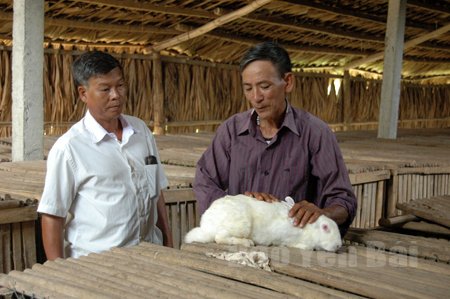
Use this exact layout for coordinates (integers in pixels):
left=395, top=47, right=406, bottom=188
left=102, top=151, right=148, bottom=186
left=284, top=196, right=295, bottom=207
left=321, top=223, right=330, bottom=233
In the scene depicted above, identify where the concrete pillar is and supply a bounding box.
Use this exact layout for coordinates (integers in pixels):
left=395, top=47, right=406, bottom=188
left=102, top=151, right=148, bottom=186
left=12, top=0, right=44, bottom=161
left=377, top=0, right=406, bottom=139
left=152, top=52, right=165, bottom=135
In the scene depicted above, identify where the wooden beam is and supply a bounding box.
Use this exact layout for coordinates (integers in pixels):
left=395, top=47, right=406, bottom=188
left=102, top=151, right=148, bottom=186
left=146, top=0, right=273, bottom=53
left=343, top=70, right=351, bottom=130
left=0, top=11, right=179, bottom=35
left=72, top=0, right=217, bottom=19
left=279, top=0, right=438, bottom=31
left=339, top=22, right=450, bottom=71
left=377, top=0, right=406, bottom=140
left=152, top=52, right=165, bottom=135
left=407, top=0, right=450, bottom=15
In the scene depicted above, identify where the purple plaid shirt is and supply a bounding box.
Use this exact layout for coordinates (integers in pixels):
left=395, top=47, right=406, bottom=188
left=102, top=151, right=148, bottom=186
left=193, top=102, right=357, bottom=232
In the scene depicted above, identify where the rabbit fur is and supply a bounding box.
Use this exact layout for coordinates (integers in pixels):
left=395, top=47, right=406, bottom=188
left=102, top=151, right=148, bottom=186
left=184, top=194, right=342, bottom=251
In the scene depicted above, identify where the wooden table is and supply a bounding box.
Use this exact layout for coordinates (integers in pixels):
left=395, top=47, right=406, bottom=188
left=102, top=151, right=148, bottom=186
left=1, top=234, right=449, bottom=299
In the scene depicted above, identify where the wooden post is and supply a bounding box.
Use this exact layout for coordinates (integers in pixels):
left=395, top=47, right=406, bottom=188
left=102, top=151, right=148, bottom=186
left=152, top=52, right=165, bottom=135
left=343, top=70, right=351, bottom=131
left=377, top=0, right=406, bottom=139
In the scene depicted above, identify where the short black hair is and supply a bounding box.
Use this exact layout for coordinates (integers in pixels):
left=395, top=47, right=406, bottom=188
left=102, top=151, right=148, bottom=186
left=239, top=42, right=292, bottom=78
left=72, top=51, right=123, bottom=87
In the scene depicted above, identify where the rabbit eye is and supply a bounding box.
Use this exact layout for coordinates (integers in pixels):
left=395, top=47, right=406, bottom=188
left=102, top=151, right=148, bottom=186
left=322, top=224, right=330, bottom=233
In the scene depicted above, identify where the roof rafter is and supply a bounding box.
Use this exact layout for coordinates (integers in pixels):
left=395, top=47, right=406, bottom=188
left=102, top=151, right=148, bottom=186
left=278, top=0, right=438, bottom=31
left=147, top=0, right=273, bottom=53
left=0, top=11, right=179, bottom=35
left=72, top=0, right=217, bottom=18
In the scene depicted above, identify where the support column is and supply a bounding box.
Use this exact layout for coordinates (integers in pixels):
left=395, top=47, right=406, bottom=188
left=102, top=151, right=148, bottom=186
left=12, top=0, right=44, bottom=161
left=342, top=70, right=351, bottom=131
left=377, top=0, right=406, bottom=139
left=152, top=52, right=165, bottom=135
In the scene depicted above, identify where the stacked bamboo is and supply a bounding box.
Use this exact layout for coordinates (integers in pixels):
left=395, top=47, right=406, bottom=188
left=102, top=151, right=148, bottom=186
left=182, top=240, right=450, bottom=299
left=0, top=193, right=38, bottom=274
left=396, top=195, right=450, bottom=230
left=0, top=242, right=354, bottom=299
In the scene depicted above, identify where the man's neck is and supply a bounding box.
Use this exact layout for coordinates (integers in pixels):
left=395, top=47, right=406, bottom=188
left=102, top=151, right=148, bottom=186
left=97, top=117, right=123, bottom=141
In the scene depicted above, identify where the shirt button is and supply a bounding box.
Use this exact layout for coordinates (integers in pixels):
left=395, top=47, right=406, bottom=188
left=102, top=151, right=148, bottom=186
left=264, top=170, right=269, bottom=176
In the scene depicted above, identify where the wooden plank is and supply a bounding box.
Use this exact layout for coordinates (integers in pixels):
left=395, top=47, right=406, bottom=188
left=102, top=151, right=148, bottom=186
left=21, top=221, right=36, bottom=269
left=170, top=204, right=179, bottom=250
left=0, top=224, right=11, bottom=274
left=386, top=169, right=399, bottom=218
left=355, top=185, right=362, bottom=228
left=397, top=166, right=450, bottom=175
left=361, top=185, right=368, bottom=228
left=345, top=228, right=450, bottom=263
left=370, top=183, right=376, bottom=227
left=348, top=169, right=390, bottom=185
left=163, top=188, right=196, bottom=204
left=180, top=202, right=187, bottom=245
left=397, top=198, right=450, bottom=229
left=0, top=206, right=38, bottom=225
left=187, top=202, right=195, bottom=231
left=400, top=221, right=450, bottom=236
left=375, top=180, right=384, bottom=224
left=195, top=202, right=200, bottom=227
left=11, top=222, right=23, bottom=271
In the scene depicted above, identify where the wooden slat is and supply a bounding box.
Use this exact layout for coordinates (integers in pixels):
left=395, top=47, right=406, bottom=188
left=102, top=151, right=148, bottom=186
left=0, top=206, right=38, bottom=225
left=11, top=222, right=23, bottom=271
left=0, top=224, right=11, bottom=274
left=356, top=184, right=362, bottom=228
left=21, top=221, right=36, bottom=269
left=180, top=202, right=187, bottom=245
left=345, top=228, right=450, bottom=262
left=397, top=196, right=450, bottom=229
left=171, top=204, right=179, bottom=249
left=163, top=188, right=196, bottom=204
left=348, top=169, right=390, bottom=185
left=376, top=180, right=384, bottom=223
left=187, top=202, right=195, bottom=231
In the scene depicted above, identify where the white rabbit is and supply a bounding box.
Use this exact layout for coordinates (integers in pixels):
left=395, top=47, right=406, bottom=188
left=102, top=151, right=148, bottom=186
left=184, top=194, right=342, bottom=252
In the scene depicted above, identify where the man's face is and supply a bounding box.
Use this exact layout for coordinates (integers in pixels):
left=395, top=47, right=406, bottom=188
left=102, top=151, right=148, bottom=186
left=242, top=60, right=293, bottom=122
left=78, top=67, right=126, bottom=125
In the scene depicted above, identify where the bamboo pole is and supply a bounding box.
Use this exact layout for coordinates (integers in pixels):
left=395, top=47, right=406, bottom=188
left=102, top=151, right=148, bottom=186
left=146, top=0, right=273, bottom=53
left=152, top=52, right=165, bottom=135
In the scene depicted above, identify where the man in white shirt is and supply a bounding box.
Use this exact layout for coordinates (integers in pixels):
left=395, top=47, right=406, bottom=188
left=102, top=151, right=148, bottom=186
left=38, top=51, right=173, bottom=260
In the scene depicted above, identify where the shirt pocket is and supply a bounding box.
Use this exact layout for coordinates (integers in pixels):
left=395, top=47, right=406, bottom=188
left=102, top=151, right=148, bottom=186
left=133, top=165, right=158, bottom=200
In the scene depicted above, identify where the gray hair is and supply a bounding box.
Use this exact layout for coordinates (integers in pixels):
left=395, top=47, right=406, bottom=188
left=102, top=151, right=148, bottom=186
left=239, top=42, right=292, bottom=78
left=72, top=51, right=123, bottom=87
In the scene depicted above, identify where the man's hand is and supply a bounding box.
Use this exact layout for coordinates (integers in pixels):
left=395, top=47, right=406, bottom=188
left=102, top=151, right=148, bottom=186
left=288, top=200, right=325, bottom=228
left=244, top=191, right=280, bottom=203
left=289, top=201, right=349, bottom=228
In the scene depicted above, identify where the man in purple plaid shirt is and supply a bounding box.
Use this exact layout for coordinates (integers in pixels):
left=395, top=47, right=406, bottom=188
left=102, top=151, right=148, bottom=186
left=193, top=42, right=357, bottom=236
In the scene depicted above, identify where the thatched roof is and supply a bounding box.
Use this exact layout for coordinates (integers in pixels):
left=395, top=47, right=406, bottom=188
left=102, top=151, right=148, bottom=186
left=1, top=0, right=450, bottom=81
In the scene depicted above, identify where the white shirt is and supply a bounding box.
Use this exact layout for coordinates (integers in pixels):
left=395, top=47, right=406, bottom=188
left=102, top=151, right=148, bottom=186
left=38, top=111, right=169, bottom=258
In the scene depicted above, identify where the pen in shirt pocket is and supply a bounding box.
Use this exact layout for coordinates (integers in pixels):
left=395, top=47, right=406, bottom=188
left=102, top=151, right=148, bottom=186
left=145, top=155, right=158, bottom=165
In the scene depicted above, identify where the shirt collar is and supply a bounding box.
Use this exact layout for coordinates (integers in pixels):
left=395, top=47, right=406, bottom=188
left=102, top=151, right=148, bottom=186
left=84, top=110, right=140, bottom=144
left=238, top=98, right=299, bottom=136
